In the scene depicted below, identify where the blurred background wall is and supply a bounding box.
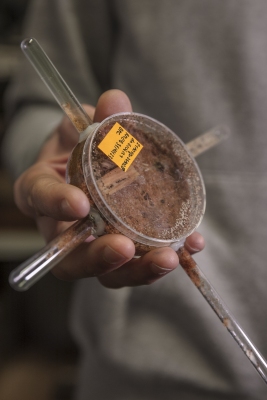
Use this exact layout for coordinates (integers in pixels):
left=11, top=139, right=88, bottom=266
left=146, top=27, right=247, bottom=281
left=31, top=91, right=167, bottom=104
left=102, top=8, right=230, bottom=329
left=0, top=2, right=79, bottom=399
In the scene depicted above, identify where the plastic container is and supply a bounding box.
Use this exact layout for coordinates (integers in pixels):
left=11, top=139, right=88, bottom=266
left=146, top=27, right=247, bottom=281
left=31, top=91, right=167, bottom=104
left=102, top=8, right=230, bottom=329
left=67, top=112, right=206, bottom=255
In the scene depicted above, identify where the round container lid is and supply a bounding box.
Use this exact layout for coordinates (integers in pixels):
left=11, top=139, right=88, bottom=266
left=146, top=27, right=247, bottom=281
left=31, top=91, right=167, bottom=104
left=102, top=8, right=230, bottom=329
left=83, top=113, right=206, bottom=248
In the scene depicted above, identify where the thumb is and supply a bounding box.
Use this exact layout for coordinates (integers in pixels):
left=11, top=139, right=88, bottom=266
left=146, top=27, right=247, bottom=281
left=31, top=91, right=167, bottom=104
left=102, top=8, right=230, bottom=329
left=14, top=162, right=90, bottom=221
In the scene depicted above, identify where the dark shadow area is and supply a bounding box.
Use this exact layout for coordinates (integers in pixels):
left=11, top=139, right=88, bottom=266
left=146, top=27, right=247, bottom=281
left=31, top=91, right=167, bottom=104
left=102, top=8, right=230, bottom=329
left=0, top=2, right=79, bottom=399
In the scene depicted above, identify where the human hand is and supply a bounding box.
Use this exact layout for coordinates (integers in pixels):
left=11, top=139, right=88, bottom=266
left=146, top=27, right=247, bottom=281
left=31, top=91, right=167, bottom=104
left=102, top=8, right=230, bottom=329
left=14, top=89, right=205, bottom=288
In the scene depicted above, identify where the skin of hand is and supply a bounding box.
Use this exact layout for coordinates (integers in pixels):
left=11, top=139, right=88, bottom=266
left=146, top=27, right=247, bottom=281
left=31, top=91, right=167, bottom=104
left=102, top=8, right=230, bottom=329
left=14, top=89, right=205, bottom=288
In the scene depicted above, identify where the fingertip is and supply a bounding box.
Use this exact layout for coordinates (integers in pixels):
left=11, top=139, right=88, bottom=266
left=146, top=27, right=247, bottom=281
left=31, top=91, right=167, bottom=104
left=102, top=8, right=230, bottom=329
left=60, top=186, right=90, bottom=219
left=103, top=234, right=136, bottom=262
left=185, top=231, right=205, bottom=253
left=148, top=247, right=179, bottom=271
left=141, top=247, right=179, bottom=285
left=94, top=89, right=132, bottom=122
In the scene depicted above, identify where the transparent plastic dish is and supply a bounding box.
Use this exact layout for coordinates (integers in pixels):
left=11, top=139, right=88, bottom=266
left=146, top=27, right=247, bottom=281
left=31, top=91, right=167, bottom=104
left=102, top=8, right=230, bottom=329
left=66, top=112, right=206, bottom=256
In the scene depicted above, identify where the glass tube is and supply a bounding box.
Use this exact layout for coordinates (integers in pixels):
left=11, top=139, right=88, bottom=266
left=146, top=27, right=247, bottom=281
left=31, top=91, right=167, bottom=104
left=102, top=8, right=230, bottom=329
left=186, top=125, right=230, bottom=157
left=178, top=247, right=267, bottom=384
left=21, top=38, right=93, bottom=132
left=9, top=216, right=96, bottom=291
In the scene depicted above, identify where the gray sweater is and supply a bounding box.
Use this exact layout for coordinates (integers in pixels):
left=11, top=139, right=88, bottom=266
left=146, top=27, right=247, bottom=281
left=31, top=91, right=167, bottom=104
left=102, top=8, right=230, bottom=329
left=3, top=0, right=267, bottom=399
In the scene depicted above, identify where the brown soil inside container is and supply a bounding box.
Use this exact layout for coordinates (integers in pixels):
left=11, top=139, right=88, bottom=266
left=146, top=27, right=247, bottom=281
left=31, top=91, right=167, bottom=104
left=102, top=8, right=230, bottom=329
left=67, top=118, right=201, bottom=256
left=63, top=103, right=91, bottom=132
left=91, top=122, right=194, bottom=240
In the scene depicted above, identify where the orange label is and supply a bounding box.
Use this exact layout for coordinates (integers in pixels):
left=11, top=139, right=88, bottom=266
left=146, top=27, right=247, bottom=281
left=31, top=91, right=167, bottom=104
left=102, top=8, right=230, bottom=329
left=98, top=122, right=143, bottom=171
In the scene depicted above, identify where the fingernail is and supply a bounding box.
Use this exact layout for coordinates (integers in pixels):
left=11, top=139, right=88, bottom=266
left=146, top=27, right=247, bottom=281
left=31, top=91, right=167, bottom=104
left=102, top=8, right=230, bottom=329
left=150, top=263, right=173, bottom=275
left=103, top=246, right=127, bottom=264
left=61, top=199, right=72, bottom=213
left=186, top=243, right=200, bottom=253
left=27, top=195, right=33, bottom=208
